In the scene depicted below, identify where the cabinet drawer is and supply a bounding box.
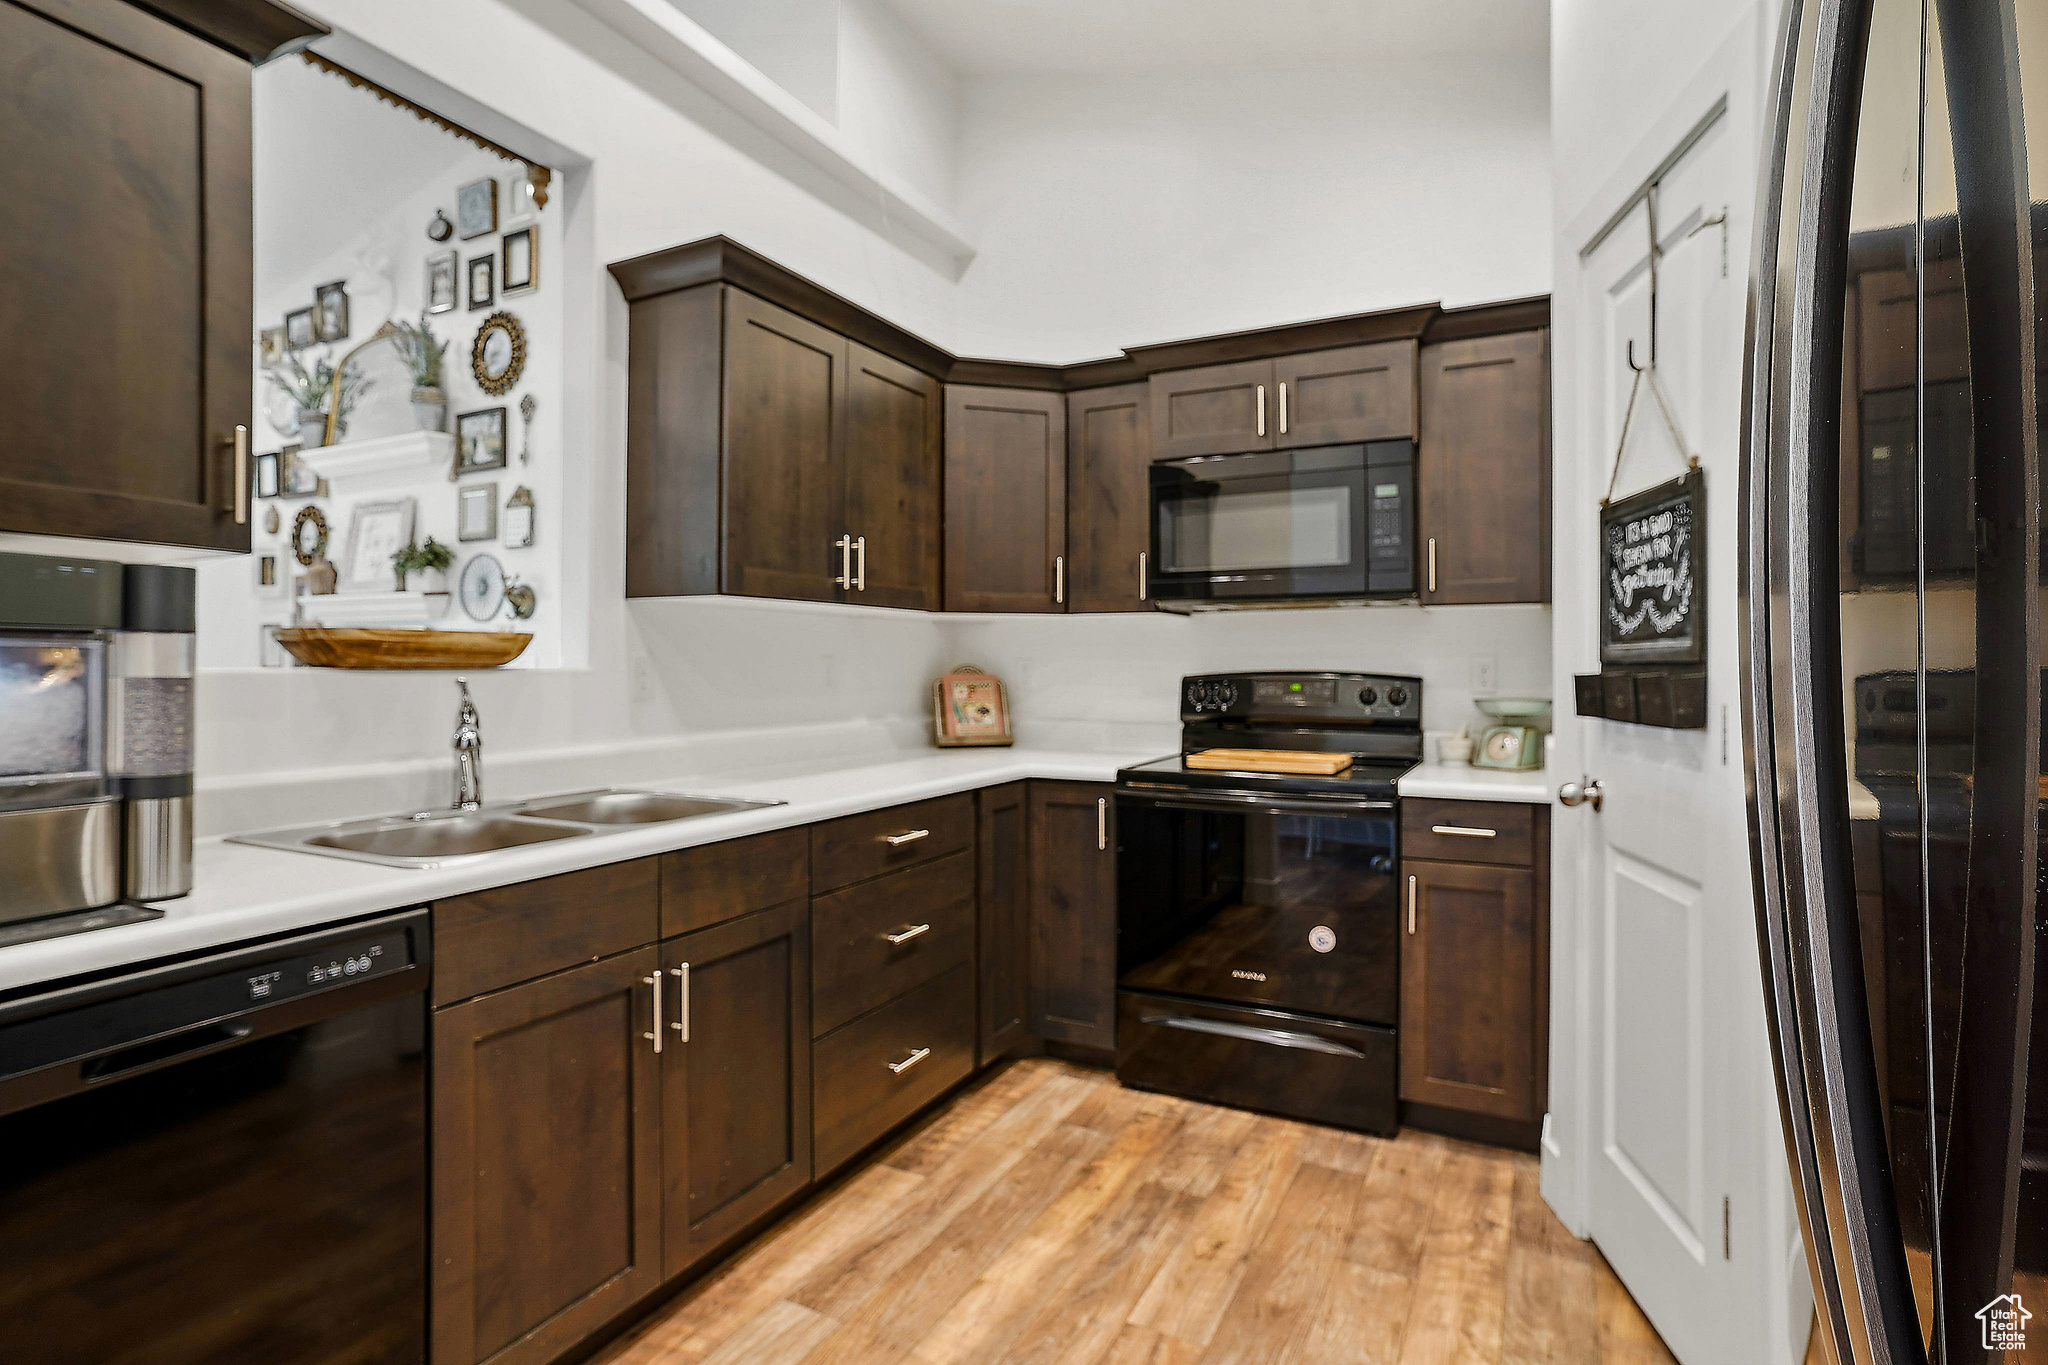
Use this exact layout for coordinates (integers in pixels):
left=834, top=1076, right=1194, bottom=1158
left=1401, top=799, right=1538, bottom=866
left=813, top=963, right=974, bottom=1174
left=812, top=850, right=974, bottom=1036
left=662, top=827, right=810, bottom=937
left=811, top=793, right=974, bottom=894
left=433, top=858, right=660, bottom=1006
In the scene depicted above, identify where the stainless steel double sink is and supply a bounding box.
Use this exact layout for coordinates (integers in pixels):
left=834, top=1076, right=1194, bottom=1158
left=231, top=790, right=784, bottom=869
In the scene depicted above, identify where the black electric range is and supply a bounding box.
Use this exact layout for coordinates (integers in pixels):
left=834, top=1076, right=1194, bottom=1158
left=1112, top=671, right=1421, bottom=1135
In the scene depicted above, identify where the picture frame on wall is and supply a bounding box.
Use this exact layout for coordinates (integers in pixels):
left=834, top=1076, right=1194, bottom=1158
left=255, top=553, right=288, bottom=599
left=456, top=406, right=508, bottom=474
left=468, top=254, right=494, bottom=311
left=338, top=498, right=417, bottom=594
left=258, top=326, right=286, bottom=366
left=502, top=226, right=537, bottom=295
left=458, top=483, right=499, bottom=542
left=279, top=443, right=322, bottom=498
left=284, top=307, right=317, bottom=351
left=456, top=176, right=497, bottom=239
left=314, top=281, right=349, bottom=342
left=426, top=251, right=458, bottom=314
left=252, top=452, right=280, bottom=500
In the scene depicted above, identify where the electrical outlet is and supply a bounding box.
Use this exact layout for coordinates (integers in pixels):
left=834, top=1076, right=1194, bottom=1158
left=1471, top=655, right=1499, bottom=696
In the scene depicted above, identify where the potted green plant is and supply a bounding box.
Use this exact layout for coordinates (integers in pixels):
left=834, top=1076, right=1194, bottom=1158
left=265, top=350, right=370, bottom=448
left=392, top=536, right=454, bottom=594
left=391, top=315, right=451, bottom=431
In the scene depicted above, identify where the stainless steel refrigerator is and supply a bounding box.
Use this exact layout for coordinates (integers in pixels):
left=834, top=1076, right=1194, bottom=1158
left=1744, top=0, right=2044, bottom=1361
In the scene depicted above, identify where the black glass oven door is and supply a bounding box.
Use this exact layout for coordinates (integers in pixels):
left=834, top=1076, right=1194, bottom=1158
left=1115, top=789, right=1399, bottom=1025
left=1149, top=446, right=1369, bottom=601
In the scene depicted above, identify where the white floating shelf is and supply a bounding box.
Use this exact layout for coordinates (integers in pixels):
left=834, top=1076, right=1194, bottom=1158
left=299, top=430, right=453, bottom=493
left=297, top=591, right=452, bottom=629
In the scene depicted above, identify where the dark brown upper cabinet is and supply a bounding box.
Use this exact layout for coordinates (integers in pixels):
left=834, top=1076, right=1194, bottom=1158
left=0, top=0, right=317, bottom=552
left=944, top=385, right=1068, bottom=612
left=1148, top=342, right=1416, bottom=462
left=1148, top=358, right=1275, bottom=459
left=623, top=284, right=940, bottom=607
left=1272, top=341, right=1416, bottom=446
left=845, top=342, right=943, bottom=610
left=660, top=902, right=812, bottom=1278
left=1417, top=329, right=1549, bottom=605
left=1066, top=382, right=1153, bottom=613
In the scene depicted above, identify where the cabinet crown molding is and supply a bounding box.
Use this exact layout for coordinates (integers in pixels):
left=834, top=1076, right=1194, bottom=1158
left=608, top=235, right=1550, bottom=393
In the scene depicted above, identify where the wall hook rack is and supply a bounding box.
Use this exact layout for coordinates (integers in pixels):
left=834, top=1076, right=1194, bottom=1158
left=1603, top=184, right=1702, bottom=506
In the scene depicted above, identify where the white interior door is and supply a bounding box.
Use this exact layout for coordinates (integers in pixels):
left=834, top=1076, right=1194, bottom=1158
left=1546, top=34, right=1809, bottom=1363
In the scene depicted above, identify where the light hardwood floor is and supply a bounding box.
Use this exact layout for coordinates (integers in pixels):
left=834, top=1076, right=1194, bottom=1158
left=597, top=1058, right=1682, bottom=1365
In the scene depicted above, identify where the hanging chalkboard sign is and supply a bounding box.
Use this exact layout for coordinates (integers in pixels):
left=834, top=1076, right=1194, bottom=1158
left=1601, top=468, right=1704, bottom=665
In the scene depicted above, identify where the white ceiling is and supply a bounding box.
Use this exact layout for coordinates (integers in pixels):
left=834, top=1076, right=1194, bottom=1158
left=876, top=0, right=1549, bottom=76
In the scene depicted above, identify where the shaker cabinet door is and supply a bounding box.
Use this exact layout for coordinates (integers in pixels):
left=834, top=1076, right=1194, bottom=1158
left=1066, top=383, right=1154, bottom=613
left=1148, top=359, right=1275, bottom=460
left=1027, top=781, right=1117, bottom=1052
left=1, top=0, right=253, bottom=550
left=661, top=901, right=812, bottom=1277
left=943, top=385, right=1068, bottom=612
left=1417, top=329, right=1549, bottom=604
left=1398, top=859, right=1541, bottom=1121
left=844, top=342, right=943, bottom=610
left=977, top=782, right=1032, bottom=1065
left=432, top=948, right=665, bottom=1365
left=1272, top=341, right=1417, bottom=445
left=721, top=289, right=848, bottom=602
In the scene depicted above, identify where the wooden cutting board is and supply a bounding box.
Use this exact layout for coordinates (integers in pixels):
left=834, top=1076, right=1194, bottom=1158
left=1185, top=748, right=1353, bottom=776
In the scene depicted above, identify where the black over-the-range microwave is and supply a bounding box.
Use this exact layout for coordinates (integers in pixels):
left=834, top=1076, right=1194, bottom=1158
left=1147, top=440, right=1416, bottom=608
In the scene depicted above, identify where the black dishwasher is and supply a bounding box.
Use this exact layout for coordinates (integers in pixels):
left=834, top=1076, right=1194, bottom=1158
left=0, top=909, right=431, bottom=1365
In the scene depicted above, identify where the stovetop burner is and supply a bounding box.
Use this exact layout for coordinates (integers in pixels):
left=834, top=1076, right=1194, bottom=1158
left=1116, top=670, right=1424, bottom=800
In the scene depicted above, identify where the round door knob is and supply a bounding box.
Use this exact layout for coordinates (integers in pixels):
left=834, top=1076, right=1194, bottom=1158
left=1558, top=777, right=1604, bottom=811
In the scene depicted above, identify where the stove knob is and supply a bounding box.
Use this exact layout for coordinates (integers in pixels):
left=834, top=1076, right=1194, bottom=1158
left=1357, top=686, right=1378, bottom=707
left=1218, top=682, right=1237, bottom=709
left=1186, top=683, right=1205, bottom=710
left=1387, top=685, right=1410, bottom=708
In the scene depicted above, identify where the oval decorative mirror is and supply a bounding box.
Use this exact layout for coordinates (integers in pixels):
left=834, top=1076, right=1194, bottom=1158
left=471, top=311, right=526, bottom=397
left=291, top=504, right=329, bottom=566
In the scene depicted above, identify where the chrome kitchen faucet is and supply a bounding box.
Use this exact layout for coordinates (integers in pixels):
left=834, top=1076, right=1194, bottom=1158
left=452, top=677, right=483, bottom=811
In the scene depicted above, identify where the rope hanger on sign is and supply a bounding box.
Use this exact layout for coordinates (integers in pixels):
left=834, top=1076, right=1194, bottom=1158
left=1603, top=184, right=1704, bottom=506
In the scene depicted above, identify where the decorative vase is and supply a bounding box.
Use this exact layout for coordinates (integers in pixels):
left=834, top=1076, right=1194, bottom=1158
left=411, top=386, right=447, bottom=432
left=297, top=409, right=330, bottom=448
left=416, top=566, right=448, bottom=595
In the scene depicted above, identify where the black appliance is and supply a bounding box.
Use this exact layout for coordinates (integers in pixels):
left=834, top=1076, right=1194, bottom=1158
left=0, top=910, right=431, bottom=1364
left=1113, top=670, right=1422, bottom=1135
left=1147, top=441, right=1415, bottom=607
left=1747, top=2, right=2044, bottom=1359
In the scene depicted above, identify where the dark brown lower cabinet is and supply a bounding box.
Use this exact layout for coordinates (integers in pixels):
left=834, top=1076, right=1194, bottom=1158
left=1399, top=857, right=1545, bottom=1124
left=976, top=782, right=1031, bottom=1066
left=814, top=964, right=976, bottom=1175
left=1027, top=781, right=1117, bottom=1052
left=660, top=901, right=813, bottom=1277
left=432, top=947, right=665, bottom=1365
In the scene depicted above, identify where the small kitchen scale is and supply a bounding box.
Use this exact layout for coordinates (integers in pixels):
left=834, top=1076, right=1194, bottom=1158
left=1473, top=697, right=1550, bottom=770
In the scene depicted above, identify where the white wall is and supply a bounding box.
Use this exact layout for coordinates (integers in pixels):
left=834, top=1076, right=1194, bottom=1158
left=836, top=0, right=959, bottom=208
left=950, top=60, right=1553, bottom=361
left=665, top=0, right=841, bottom=119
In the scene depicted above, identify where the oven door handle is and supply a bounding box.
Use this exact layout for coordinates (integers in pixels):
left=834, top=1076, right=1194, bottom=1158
left=1139, top=1013, right=1368, bottom=1059
left=1117, top=786, right=1395, bottom=817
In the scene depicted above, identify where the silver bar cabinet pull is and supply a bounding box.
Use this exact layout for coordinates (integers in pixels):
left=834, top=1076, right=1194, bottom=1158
left=1426, top=538, right=1438, bottom=593
left=1055, top=555, right=1065, bottom=605
left=1097, top=797, right=1108, bottom=851
left=883, top=829, right=929, bottom=847
left=670, top=963, right=690, bottom=1042
left=1138, top=550, right=1148, bottom=601
left=1278, top=381, right=1288, bottom=434
left=853, top=535, right=867, bottom=591
left=883, top=923, right=931, bottom=945
left=1255, top=384, right=1266, bottom=436
left=888, top=1047, right=932, bottom=1075
left=1406, top=875, right=1418, bottom=935
left=1431, top=824, right=1497, bottom=839
left=643, top=972, right=663, bottom=1054
left=833, top=534, right=852, bottom=588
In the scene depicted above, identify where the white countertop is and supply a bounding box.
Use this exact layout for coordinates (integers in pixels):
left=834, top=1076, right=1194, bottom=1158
left=1396, top=759, right=1555, bottom=804
left=3, top=741, right=1565, bottom=993
left=0, top=746, right=1167, bottom=993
